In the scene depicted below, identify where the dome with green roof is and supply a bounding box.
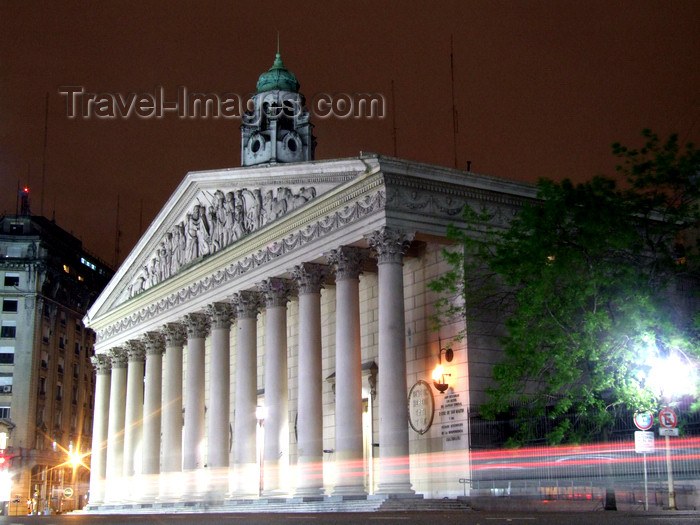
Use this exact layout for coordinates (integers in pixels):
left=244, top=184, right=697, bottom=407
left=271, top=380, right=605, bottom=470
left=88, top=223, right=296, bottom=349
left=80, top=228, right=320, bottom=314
left=256, top=53, right=300, bottom=93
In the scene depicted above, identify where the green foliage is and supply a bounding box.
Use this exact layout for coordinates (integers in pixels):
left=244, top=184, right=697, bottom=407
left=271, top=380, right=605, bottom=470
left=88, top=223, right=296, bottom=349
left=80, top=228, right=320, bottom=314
left=429, top=130, right=700, bottom=444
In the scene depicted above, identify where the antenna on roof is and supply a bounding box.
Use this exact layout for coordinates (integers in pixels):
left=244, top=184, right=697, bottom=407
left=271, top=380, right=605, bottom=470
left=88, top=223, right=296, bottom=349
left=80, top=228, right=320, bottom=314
left=41, top=92, right=49, bottom=216
left=450, top=35, right=459, bottom=169
left=391, top=80, right=398, bottom=156
left=114, top=194, right=122, bottom=267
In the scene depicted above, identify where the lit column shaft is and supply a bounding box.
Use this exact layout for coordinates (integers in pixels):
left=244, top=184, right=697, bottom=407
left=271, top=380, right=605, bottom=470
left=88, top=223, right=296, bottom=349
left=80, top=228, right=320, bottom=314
left=367, top=228, right=414, bottom=494
left=88, top=354, right=111, bottom=506
left=293, top=264, right=325, bottom=497
left=329, top=247, right=366, bottom=496
left=231, top=291, right=261, bottom=496
left=207, top=302, right=233, bottom=495
left=183, top=313, right=209, bottom=471
left=104, top=347, right=127, bottom=503
left=259, top=278, right=292, bottom=495
left=160, top=323, right=185, bottom=500
left=123, top=340, right=146, bottom=490
left=142, top=332, right=165, bottom=496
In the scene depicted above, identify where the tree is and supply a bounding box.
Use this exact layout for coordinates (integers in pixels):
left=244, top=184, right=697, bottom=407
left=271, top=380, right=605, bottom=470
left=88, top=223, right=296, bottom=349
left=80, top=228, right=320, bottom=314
left=430, top=130, right=700, bottom=444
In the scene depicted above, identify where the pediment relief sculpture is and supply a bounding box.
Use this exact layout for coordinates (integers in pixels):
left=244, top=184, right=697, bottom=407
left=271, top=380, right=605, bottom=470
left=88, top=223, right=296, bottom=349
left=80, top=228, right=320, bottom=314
left=127, top=185, right=316, bottom=298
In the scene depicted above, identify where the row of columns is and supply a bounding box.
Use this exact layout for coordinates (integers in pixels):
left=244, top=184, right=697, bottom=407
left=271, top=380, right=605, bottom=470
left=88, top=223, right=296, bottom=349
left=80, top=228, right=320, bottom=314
left=88, top=228, right=414, bottom=504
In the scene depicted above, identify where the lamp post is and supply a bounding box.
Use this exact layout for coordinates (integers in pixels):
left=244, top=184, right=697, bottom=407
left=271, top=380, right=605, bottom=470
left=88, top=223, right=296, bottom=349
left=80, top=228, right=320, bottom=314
left=255, top=406, right=267, bottom=497
left=642, top=348, right=698, bottom=511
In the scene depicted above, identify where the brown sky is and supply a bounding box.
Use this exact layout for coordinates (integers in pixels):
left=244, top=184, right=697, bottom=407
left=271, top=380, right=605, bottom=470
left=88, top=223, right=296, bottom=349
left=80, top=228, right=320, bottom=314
left=1, top=1, right=699, bottom=266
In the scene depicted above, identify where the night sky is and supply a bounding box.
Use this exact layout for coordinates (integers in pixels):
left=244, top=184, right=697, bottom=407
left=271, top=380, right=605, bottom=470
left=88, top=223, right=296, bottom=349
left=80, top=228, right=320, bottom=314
left=2, top=1, right=699, bottom=267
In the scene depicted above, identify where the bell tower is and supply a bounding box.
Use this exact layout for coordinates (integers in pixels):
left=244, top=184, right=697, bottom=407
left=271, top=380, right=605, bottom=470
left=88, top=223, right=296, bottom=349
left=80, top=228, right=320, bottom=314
left=241, top=50, right=315, bottom=166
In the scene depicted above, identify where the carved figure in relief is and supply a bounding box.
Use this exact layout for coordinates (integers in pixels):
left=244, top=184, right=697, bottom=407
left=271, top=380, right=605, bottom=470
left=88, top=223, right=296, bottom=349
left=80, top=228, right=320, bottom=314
left=223, top=192, right=236, bottom=245
left=232, top=191, right=246, bottom=241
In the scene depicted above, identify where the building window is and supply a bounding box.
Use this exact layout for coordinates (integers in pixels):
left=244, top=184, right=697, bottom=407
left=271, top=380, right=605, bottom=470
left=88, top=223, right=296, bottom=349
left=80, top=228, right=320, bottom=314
left=59, top=311, right=66, bottom=325
left=71, top=386, right=78, bottom=404
left=0, top=322, right=16, bottom=339
left=56, top=383, right=62, bottom=401
left=58, top=336, right=65, bottom=349
left=6, top=245, right=22, bottom=257
left=3, top=273, right=19, bottom=287
left=74, top=342, right=80, bottom=356
left=57, top=356, right=64, bottom=375
left=73, top=362, right=79, bottom=378
left=0, top=406, right=10, bottom=419
left=41, top=350, right=49, bottom=369
left=75, top=320, right=82, bottom=333
left=0, top=347, right=14, bottom=365
left=2, top=300, right=18, bottom=312
left=0, top=373, right=12, bottom=394
left=39, top=377, right=46, bottom=395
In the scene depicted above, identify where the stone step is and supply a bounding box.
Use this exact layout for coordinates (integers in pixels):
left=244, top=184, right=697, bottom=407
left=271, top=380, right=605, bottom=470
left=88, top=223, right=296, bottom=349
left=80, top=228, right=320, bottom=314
left=81, top=497, right=472, bottom=515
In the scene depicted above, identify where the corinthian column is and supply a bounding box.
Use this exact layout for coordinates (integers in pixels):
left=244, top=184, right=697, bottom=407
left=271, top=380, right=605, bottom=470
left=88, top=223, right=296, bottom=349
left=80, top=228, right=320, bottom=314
left=183, top=313, right=209, bottom=473
left=206, top=302, right=233, bottom=497
left=328, top=247, right=367, bottom=497
left=88, top=354, right=111, bottom=507
left=160, top=322, right=185, bottom=500
left=366, top=228, right=415, bottom=495
left=141, top=331, right=165, bottom=500
left=105, top=347, right=127, bottom=503
left=258, top=278, right=292, bottom=495
left=123, top=340, right=146, bottom=497
left=292, top=264, right=326, bottom=497
left=231, top=291, right=261, bottom=496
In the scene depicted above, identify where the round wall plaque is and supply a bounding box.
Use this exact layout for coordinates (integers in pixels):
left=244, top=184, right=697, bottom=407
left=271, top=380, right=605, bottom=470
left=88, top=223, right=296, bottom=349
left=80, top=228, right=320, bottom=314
left=407, top=379, right=435, bottom=435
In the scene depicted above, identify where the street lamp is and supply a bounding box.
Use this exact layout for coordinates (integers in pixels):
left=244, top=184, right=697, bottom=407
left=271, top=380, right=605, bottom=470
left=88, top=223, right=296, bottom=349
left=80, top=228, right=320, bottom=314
left=638, top=345, right=698, bottom=511
left=432, top=339, right=454, bottom=394
left=255, top=406, right=267, bottom=497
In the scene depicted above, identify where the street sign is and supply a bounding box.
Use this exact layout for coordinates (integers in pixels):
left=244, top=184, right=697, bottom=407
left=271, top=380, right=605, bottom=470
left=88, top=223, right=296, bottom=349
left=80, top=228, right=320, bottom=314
left=659, top=408, right=678, bottom=429
left=63, top=487, right=73, bottom=498
left=633, top=411, right=654, bottom=431
left=635, top=431, right=655, bottom=453
left=660, top=428, right=679, bottom=437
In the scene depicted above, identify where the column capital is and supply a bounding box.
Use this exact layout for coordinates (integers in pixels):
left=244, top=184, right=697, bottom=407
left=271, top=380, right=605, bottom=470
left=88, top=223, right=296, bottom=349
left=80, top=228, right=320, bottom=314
left=184, top=312, right=210, bottom=339
left=232, top=290, right=262, bottom=319
left=366, top=228, right=414, bottom=264
left=162, top=322, right=186, bottom=347
left=108, top=347, right=128, bottom=368
left=142, top=331, right=165, bottom=356
left=124, top=340, right=146, bottom=362
left=91, top=354, right=112, bottom=374
left=258, top=278, right=293, bottom=308
left=328, top=246, right=364, bottom=281
left=207, top=302, right=234, bottom=329
left=291, top=263, right=327, bottom=295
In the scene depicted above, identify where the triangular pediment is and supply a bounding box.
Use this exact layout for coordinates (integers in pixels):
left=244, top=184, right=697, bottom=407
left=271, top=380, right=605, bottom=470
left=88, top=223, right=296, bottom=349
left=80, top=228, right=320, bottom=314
left=87, top=158, right=372, bottom=319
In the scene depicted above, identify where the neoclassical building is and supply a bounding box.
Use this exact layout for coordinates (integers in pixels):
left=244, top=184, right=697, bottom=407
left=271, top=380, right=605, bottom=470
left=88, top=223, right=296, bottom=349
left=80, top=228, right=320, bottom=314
left=84, top=53, right=535, bottom=509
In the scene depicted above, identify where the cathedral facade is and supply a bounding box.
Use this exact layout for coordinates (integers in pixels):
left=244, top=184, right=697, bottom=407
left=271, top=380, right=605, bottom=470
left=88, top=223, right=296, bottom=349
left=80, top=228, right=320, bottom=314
left=84, top=53, right=535, bottom=509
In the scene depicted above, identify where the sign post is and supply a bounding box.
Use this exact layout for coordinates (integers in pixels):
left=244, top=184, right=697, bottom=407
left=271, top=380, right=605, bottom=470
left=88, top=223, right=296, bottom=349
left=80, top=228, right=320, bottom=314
left=659, top=408, right=678, bottom=510
left=634, top=411, right=654, bottom=511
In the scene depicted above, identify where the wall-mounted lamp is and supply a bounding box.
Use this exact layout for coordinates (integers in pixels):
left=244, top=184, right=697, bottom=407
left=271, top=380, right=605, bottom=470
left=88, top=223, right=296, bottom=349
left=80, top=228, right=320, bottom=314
left=432, top=339, right=453, bottom=394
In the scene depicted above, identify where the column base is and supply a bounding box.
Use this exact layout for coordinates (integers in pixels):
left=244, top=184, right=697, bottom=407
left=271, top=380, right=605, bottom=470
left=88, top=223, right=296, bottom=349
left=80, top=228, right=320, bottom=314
left=374, top=483, right=416, bottom=496
left=157, top=471, right=184, bottom=501
left=369, top=491, right=422, bottom=500
left=229, top=462, right=258, bottom=497
left=294, top=487, right=325, bottom=498
left=331, top=485, right=368, bottom=498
